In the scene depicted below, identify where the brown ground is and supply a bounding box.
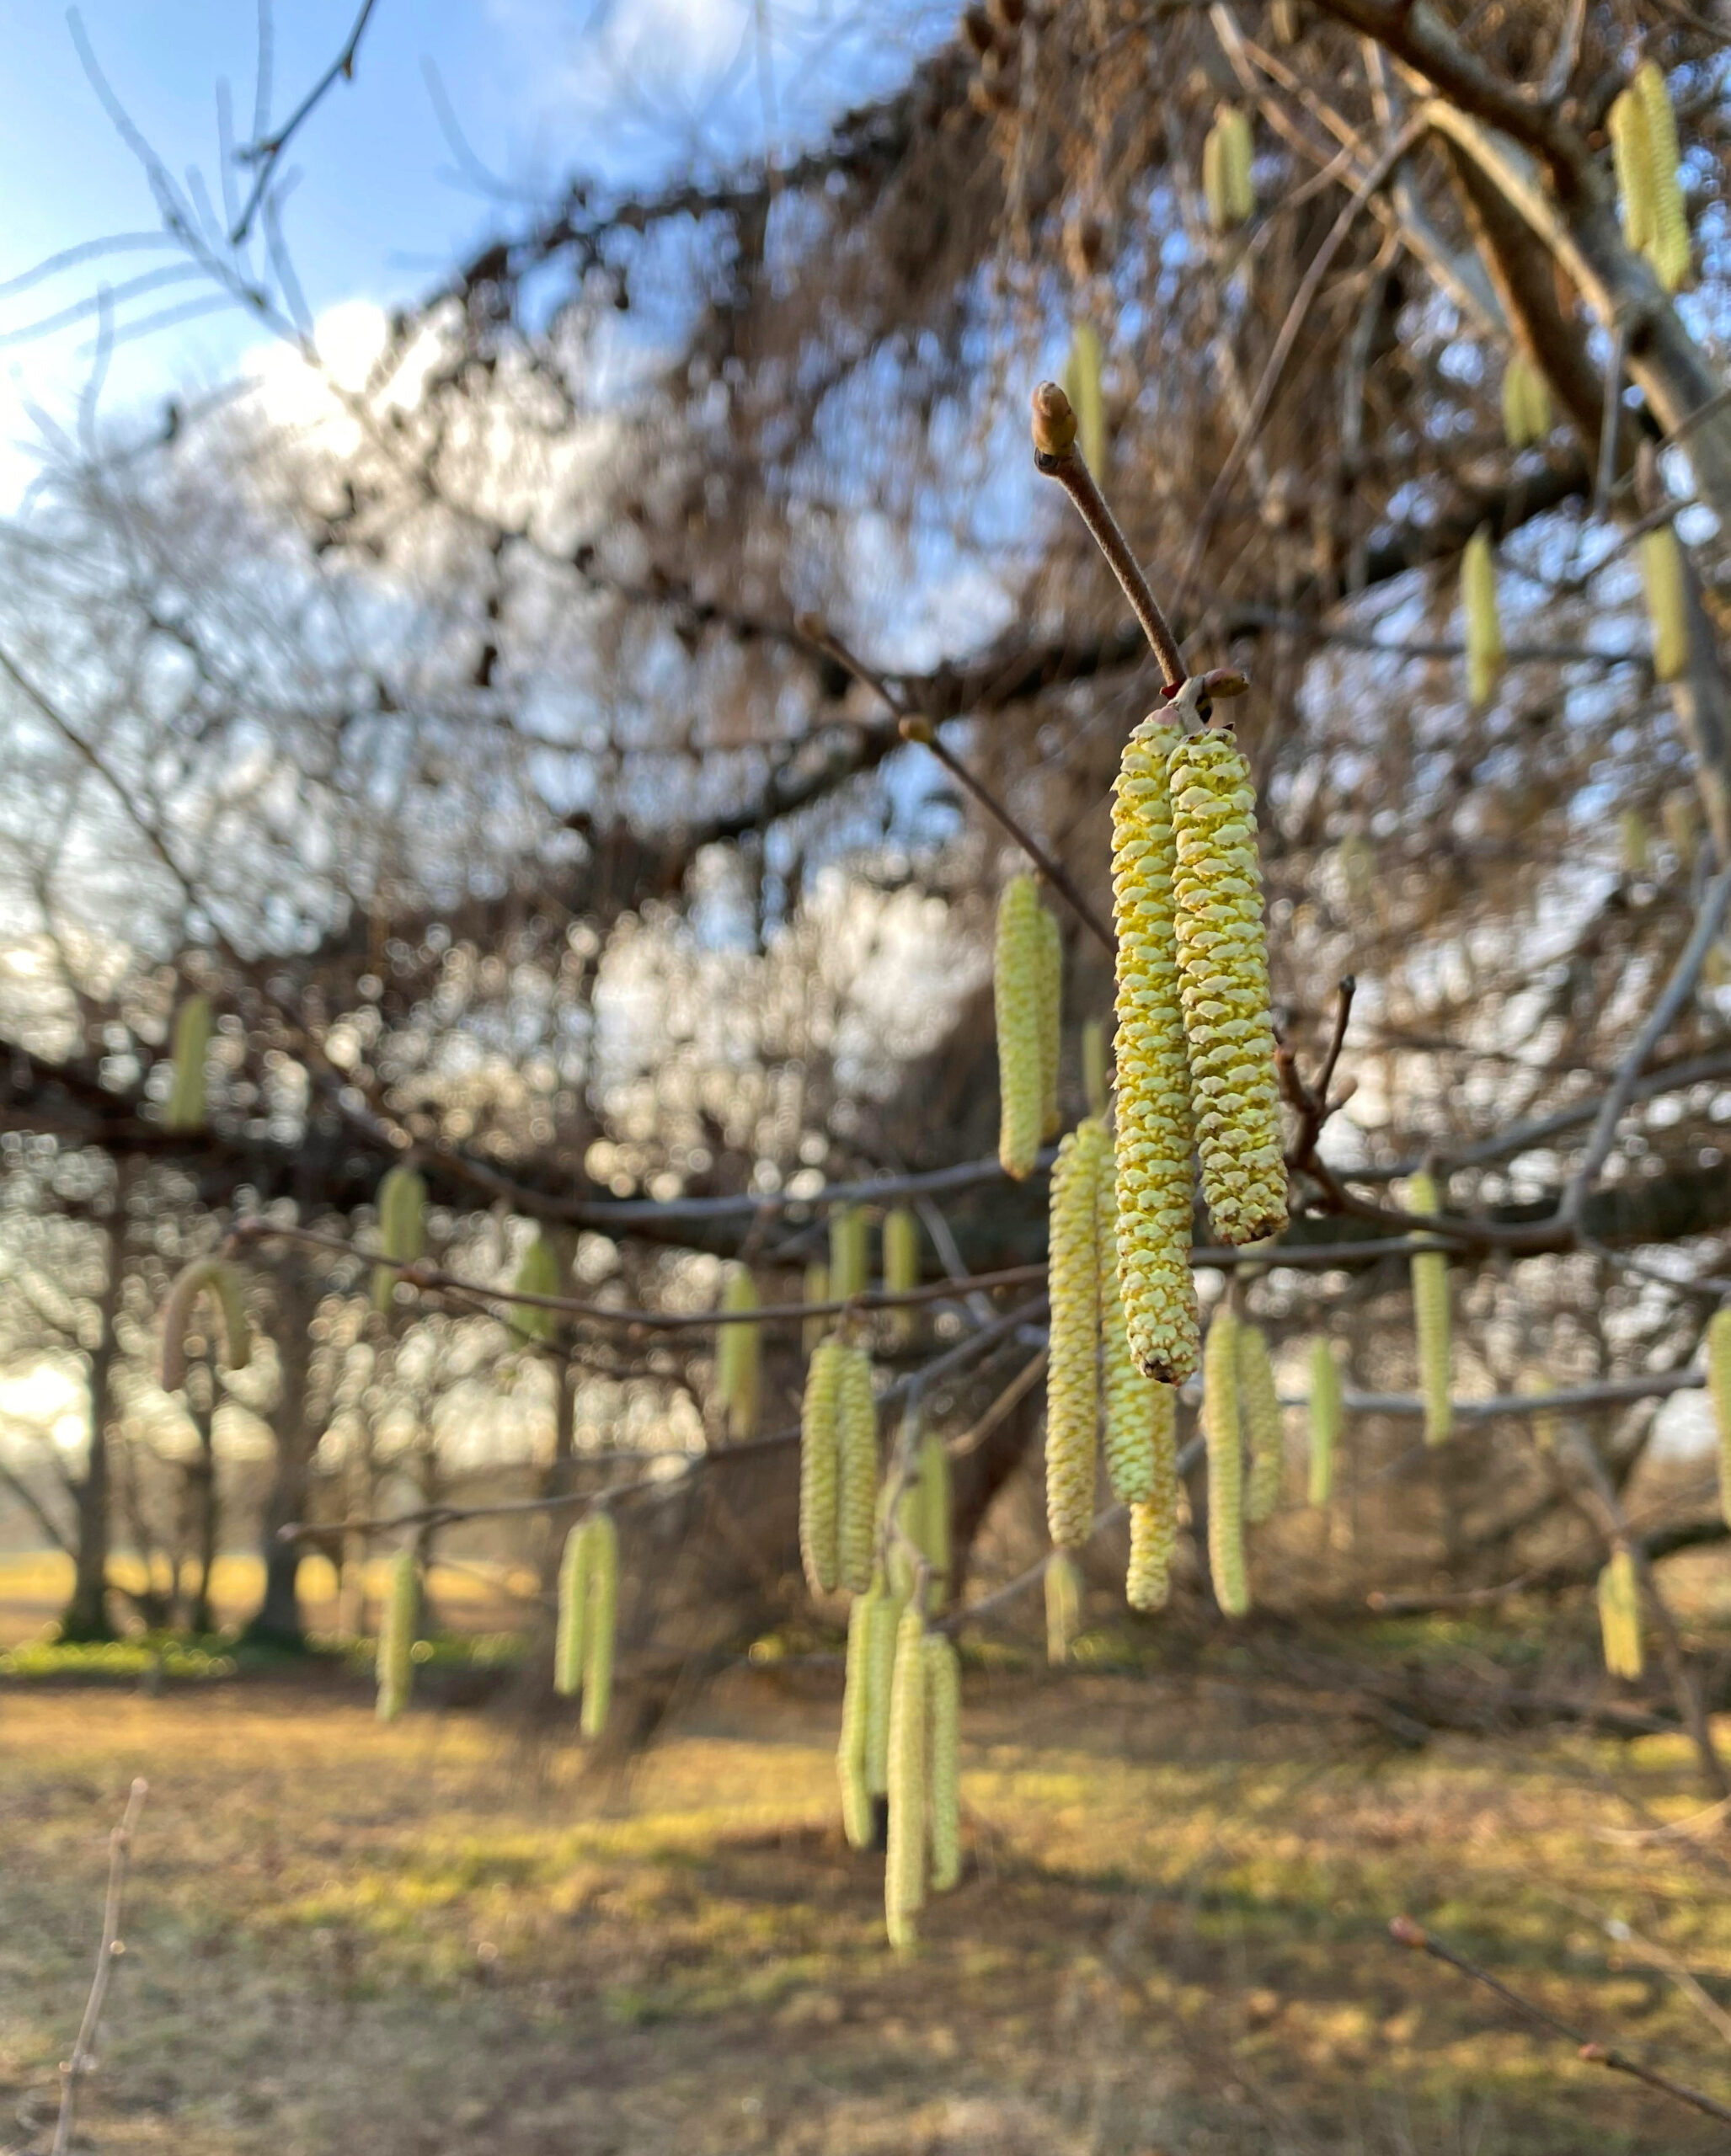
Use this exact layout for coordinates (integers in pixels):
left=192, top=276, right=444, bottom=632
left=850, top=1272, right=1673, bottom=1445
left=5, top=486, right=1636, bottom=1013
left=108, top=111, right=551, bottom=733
left=8, top=1660, right=1731, bottom=2156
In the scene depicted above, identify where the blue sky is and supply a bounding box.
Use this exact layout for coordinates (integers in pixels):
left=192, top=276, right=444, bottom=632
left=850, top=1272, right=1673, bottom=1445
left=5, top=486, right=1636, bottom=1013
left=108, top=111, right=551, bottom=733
left=0, top=1, right=941, bottom=501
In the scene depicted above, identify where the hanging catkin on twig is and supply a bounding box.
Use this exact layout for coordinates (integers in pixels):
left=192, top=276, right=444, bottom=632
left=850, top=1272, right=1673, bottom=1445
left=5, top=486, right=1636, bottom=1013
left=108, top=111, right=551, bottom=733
left=830, top=1205, right=870, bottom=1302
left=510, top=1231, right=562, bottom=1343
left=800, top=1338, right=844, bottom=1593
left=1306, top=1337, right=1343, bottom=1508
left=1111, top=711, right=1199, bottom=1383
left=1167, top=724, right=1287, bottom=1247
left=372, top=1163, right=426, bottom=1314
left=1598, top=1546, right=1644, bottom=1680
left=1046, top=1118, right=1105, bottom=1546
left=882, top=1208, right=920, bottom=1347
left=1408, top=1171, right=1453, bottom=1446
left=836, top=1344, right=879, bottom=1595
left=1239, top=1322, right=1283, bottom=1526
left=803, top=1262, right=830, bottom=1356
left=1098, top=1134, right=1157, bottom=1506
left=163, top=994, right=212, bottom=1132
left=1204, top=1305, right=1249, bottom=1617
left=158, top=1257, right=252, bottom=1393
left=1202, top=104, right=1254, bottom=230
left=1707, top=1307, right=1731, bottom=1528
left=884, top=1604, right=928, bottom=1951
left=580, top=1512, right=618, bottom=1739
left=377, top=1547, right=419, bottom=1723
left=1036, top=903, right=1063, bottom=1141
left=923, top=1630, right=962, bottom=1893
left=553, top=1521, right=590, bottom=1697
left=995, top=875, right=1046, bottom=1180
left=715, top=1265, right=761, bottom=1435
left=863, top=1583, right=901, bottom=1797
left=838, top=1583, right=879, bottom=1849
left=1125, top=1382, right=1178, bottom=1610
left=1634, top=60, right=1691, bottom=292
left=1500, top=354, right=1552, bottom=450
left=1461, top=526, right=1503, bottom=711
left=1045, top=1549, right=1081, bottom=1664
left=1639, top=526, right=1690, bottom=683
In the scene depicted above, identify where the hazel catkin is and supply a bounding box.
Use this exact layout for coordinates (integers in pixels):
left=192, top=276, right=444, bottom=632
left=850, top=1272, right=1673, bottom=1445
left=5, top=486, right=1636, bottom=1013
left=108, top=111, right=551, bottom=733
left=1462, top=526, right=1503, bottom=712
left=836, top=1343, right=879, bottom=1595
left=882, top=1207, right=920, bottom=1347
left=1167, top=725, right=1288, bottom=1247
left=1098, top=1134, right=1157, bottom=1506
left=372, top=1163, right=426, bottom=1315
left=1598, top=1547, right=1644, bottom=1681
left=1111, top=712, right=1199, bottom=1384
left=1707, top=1306, right=1731, bottom=1527
left=163, top=994, right=212, bottom=1132
left=158, top=1257, right=252, bottom=1393
left=715, top=1264, right=761, bottom=1435
left=580, top=1512, right=618, bottom=1740
left=1046, top=1118, right=1105, bottom=1547
left=377, top=1548, right=419, bottom=1723
left=1307, top=1337, right=1343, bottom=1508
left=838, top=1584, right=878, bottom=1849
left=1045, top=1550, right=1081, bottom=1665
left=1408, top=1171, right=1453, bottom=1446
left=830, top=1205, right=869, bottom=1303
left=553, top=1521, right=590, bottom=1697
left=1125, top=1383, right=1178, bottom=1611
left=1204, top=1305, right=1249, bottom=1617
left=800, top=1338, right=844, bottom=1594
left=1037, top=904, right=1063, bottom=1141
left=884, top=1605, right=928, bottom=1952
left=510, top=1231, right=562, bottom=1344
left=995, top=875, right=1046, bottom=1180
left=923, top=1630, right=962, bottom=1893
left=1238, top=1322, right=1283, bottom=1527
left=1639, top=526, right=1690, bottom=684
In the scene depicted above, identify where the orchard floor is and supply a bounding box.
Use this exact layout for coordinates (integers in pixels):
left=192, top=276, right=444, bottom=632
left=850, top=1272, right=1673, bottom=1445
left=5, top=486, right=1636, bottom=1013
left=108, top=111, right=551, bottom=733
left=8, top=1672, right=1731, bottom=2156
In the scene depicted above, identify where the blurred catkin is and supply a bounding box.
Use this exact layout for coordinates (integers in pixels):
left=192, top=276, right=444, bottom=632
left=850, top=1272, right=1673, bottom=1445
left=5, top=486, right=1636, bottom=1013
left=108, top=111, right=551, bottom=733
left=1408, top=1171, right=1453, bottom=1445
left=1462, top=526, right=1503, bottom=711
left=163, top=994, right=212, bottom=1132
left=836, top=1344, right=879, bottom=1595
left=1307, top=1337, right=1343, bottom=1508
left=376, top=1548, right=418, bottom=1723
left=1046, top=1118, right=1105, bottom=1546
left=923, top=1631, right=962, bottom=1892
left=1239, top=1323, right=1284, bottom=1526
left=1708, top=1307, right=1731, bottom=1527
left=580, top=1513, right=618, bottom=1739
left=884, top=1605, right=928, bottom=1951
left=553, top=1522, right=590, bottom=1697
left=800, top=1338, right=843, bottom=1594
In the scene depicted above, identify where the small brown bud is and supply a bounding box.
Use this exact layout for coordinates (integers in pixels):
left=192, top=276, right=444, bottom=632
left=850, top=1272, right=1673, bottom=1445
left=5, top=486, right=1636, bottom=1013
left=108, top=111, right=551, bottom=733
left=1031, top=381, right=1077, bottom=460
left=1388, top=1914, right=1427, bottom=1949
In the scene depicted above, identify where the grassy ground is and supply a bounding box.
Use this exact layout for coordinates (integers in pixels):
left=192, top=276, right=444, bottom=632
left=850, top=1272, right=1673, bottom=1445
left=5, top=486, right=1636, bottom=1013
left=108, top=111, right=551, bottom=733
left=8, top=1663, right=1731, bottom=2156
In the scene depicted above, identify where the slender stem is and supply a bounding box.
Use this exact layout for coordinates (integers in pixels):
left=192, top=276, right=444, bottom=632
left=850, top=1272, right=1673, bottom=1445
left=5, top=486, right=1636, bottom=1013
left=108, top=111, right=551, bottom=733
left=1390, top=1915, right=1731, bottom=2128
left=53, top=1779, right=148, bottom=2156
left=1030, top=382, right=1187, bottom=687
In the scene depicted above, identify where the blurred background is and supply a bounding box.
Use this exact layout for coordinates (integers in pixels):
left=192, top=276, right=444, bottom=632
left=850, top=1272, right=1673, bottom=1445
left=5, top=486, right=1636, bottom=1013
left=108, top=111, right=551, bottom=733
left=9, top=3, right=1731, bottom=2150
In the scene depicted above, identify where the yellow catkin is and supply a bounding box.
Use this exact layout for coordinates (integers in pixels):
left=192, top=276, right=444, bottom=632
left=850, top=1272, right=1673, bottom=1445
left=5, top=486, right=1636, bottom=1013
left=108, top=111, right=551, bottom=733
left=1639, top=526, right=1690, bottom=683
left=995, top=876, right=1046, bottom=1180
left=1307, top=1337, right=1343, bottom=1508
left=1037, top=902, right=1063, bottom=1141
left=1408, top=1171, right=1453, bottom=1446
left=1609, top=81, right=1656, bottom=255
left=1461, top=526, right=1504, bottom=710
left=917, top=1430, right=952, bottom=1605
left=715, top=1266, right=761, bottom=1435
left=1064, top=321, right=1106, bottom=477
left=1221, top=105, right=1255, bottom=221
left=829, top=1204, right=869, bottom=1303
left=803, top=1262, right=830, bottom=1356
left=1098, top=1134, right=1157, bottom=1505
left=1202, top=120, right=1228, bottom=232
left=884, top=1606, right=928, bottom=1951
left=1125, top=1384, right=1178, bottom=1610
left=158, top=1257, right=252, bottom=1392
left=923, top=1631, right=962, bottom=1893
left=376, top=1548, right=418, bottom=1723
left=1634, top=60, right=1691, bottom=292
left=1082, top=1017, right=1109, bottom=1119
left=836, top=1344, right=879, bottom=1595
left=1167, top=725, right=1288, bottom=1247
left=372, top=1163, right=426, bottom=1314
left=510, top=1231, right=562, bottom=1343
left=882, top=1207, right=920, bottom=1348
left=1111, top=712, right=1200, bottom=1383
left=163, top=994, right=212, bottom=1131
left=863, top=1586, right=902, bottom=1796
left=1205, top=1305, right=1249, bottom=1617
left=1046, top=1118, right=1105, bottom=1546
left=837, top=1585, right=878, bottom=1849
left=1045, top=1550, right=1081, bottom=1664
left=580, top=1513, right=618, bottom=1738
left=553, top=1522, right=590, bottom=1697
left=1621, top=808, right=1651, bottom=876
left=1598, top=1548, right=1644, bottom=1681
left=800, top=1338, right=843, bottom=1593
left=1707, top=1307, right=1731, bottom=1527
left=1501, top=355, right=1552, bottom=449
left=1239, top=1322, right=1284, bottom=1527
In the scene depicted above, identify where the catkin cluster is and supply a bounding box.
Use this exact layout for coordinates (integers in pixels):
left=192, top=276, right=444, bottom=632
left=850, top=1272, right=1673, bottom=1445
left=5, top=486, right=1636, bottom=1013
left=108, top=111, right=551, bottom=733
left=1110, top=712, right=1200, bottom=1383
left=1202, top=104, right=1254, bottom=230
left=158, top=1257, right=252, bottom=1393
left=510, top=1231, right=562, bottom=1344
left=1501, top=355, right=1551, bottom=450
left=372, top=1163, right=426, bottom=1314
left=1610, top=61, right=1691, bottom=292
left=801, top=1338, right=877, bottom=1594
left=1204, top=1305, right=1250, bottom=1617
left=1125, top=1385, right=1178, bottom=1611
left=1598, top=1548, right=1644, bottom=1681
left=1462, top=526, right=1503, bottom=711
left=163, top=994, right=212, bottom=1132
left=715, top=1265, right=761, bottom=1435
left=1408, top=1172, right=1453, bottom=1446
left=1168, top=727, right=1288, bottom=1246
left=1307, top=1337, right=1343, bottom=1508
left=553, top=1512, right=619, bottom=1735
left=376, top=1548, right=419, bottom=1723
left=1639, top=526, right=1690, bottom=683
left=1046, top=1118, right=1105, bottom=1546
left=995, top=876, right=1061, bottom=1180
left=1707, top=1308, right=1731, bottom=1528
left=1238, top=1323, right=1284, bottom=1526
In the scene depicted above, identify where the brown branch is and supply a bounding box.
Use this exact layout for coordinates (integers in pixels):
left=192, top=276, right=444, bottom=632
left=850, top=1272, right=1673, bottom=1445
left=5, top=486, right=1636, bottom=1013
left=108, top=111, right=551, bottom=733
left=229, top=0, right=380, bottom=243
left=1389, top=1915, right=1731, bottom=2129
left=52, top=1778, right=148, bottom=2156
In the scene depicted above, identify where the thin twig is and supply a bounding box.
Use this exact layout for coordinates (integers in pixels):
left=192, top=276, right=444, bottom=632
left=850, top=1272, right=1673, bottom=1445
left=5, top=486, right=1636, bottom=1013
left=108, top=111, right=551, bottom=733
left=53, top=1778, right=148, bottom=2156
left=1389, top=1913, right=1731, bottom=2128
left=229, top=0, right=380, bottom=243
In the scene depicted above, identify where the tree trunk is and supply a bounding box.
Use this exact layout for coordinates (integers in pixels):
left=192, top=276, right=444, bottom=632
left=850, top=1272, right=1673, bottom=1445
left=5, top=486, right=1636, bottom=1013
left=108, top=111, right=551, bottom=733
left=59, top=1199, right=127, bottom=1641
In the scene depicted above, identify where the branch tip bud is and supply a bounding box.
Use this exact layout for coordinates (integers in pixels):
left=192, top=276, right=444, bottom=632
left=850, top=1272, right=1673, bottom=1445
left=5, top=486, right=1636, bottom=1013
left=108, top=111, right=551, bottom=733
left=899, top=715, right=935, bottom=744
left=1031, top=380, right=1077, bottom=461
left=1389, top=1914, right=1427, bottom=1949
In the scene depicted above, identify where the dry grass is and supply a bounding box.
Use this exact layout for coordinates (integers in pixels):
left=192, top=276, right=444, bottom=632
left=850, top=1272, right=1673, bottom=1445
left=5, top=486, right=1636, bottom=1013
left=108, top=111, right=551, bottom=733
left=7, top=1667, right=1731, bottom=2155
